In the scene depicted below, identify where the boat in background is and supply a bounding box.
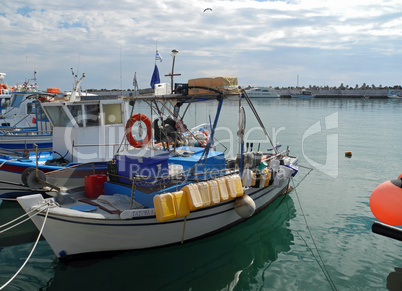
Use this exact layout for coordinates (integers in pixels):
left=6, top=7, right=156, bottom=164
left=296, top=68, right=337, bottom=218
left=0, top=96, right=53, bottom=150
left=0, top=71, right=46, bottom=130
left=291, top=89, right=315, bottom=98
left=16, top=77, right=299, bottom=259
left=0, top=72, right=117, bottom=189
left=245, top=87, right=279, bottom=98
left=388, top=89, right=402, bottom=99
left=0, top=73, right=15, bottom=115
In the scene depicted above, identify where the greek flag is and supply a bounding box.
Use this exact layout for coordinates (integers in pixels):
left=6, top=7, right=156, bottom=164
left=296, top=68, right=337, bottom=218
left=133, top=72, right=139, bottom=90
left=156, top=50, right=163, bottom=62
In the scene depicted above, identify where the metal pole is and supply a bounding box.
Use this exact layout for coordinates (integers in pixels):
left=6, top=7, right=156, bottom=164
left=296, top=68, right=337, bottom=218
left=171, top=55, right=176, bottom=94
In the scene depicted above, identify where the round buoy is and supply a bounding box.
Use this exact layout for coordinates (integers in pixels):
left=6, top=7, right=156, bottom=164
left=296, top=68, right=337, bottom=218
left=26, top=170, right=47, bottom=189
left=370, top=178, right=402, bottom=226
left=234, top=194, right=256, bottom=218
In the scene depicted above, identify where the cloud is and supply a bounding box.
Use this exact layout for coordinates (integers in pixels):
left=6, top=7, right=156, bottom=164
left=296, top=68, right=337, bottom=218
left=1, top=0, right=402, bottom=90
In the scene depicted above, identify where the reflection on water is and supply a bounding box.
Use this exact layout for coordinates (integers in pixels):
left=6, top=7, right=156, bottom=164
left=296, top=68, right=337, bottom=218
left=46, top=195, right=296, bottom=291
left=0, top=241, right=55, bottom=290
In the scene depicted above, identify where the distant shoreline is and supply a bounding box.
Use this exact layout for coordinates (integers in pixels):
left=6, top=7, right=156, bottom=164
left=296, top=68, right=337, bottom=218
left=86, top=87, right=399, bottom=99
left=88, top=89, right=393, bottom=99
left=275, top=88, right=393, bottom=98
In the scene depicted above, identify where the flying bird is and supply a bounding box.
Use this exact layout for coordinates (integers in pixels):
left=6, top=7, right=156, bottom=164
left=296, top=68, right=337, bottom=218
left=203, top=8, right=212, bottom=12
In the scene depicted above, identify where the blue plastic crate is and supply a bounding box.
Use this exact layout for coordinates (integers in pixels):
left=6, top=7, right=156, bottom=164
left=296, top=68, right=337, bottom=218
left=115, top=149, right=169, bottom=186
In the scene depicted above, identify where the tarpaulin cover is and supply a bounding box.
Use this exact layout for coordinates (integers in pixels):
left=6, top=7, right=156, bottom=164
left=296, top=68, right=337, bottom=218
left=188, top=77, right=239, bottom=94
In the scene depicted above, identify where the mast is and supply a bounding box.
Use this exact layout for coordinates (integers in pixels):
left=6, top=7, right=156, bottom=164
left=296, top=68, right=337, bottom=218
left=238, top=96, right=245, bottom=177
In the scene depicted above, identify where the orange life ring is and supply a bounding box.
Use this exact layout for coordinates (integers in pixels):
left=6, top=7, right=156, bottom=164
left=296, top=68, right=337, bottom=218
left=1, top=84, right=7, bottom=89
left=125, top=113, right=152, bottom=148
left=46, top=88, right=60, bottom=93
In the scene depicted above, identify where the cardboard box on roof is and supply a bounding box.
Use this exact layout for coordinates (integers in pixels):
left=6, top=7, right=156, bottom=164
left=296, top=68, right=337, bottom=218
left=188, top=77, right=239, bottom=94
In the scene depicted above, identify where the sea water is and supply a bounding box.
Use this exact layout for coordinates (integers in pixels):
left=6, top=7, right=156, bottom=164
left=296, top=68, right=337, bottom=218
left=0, top=98, right=401, bottom=290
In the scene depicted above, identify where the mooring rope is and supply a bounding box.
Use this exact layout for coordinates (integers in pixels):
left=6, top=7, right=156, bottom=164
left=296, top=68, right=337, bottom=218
left=0, top=203, right=49, bottom=234
left=0, top=203, right=51, bottom=290
left=292, top=164, right=314, bottom=189
left=291, top=178, right=338, bottom=291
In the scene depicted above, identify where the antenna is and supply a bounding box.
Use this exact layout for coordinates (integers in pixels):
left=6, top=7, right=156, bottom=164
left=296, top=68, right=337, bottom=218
left=120, top=45, right=123, bottom=95
left=70, top=68, right=85, bottom=102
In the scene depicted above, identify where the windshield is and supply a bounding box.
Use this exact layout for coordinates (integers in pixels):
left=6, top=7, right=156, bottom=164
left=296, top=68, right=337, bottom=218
left=10, top=94, right=25, bottom=108
left=44, top=105, right=71, bottom=127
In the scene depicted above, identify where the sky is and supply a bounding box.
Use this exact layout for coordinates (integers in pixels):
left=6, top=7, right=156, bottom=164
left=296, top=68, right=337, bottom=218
left=1, top=0, right=402, bottom=91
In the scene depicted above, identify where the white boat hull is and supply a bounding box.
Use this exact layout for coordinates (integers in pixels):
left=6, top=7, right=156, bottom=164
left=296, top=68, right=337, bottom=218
left=290, top=94, right=315, bottom=98
left=245, top=87, right=279, bottom=98
left=17, top=179, right=291, bottom=258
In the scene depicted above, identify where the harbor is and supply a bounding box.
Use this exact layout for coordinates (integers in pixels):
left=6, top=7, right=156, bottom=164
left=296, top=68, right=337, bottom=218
left=2, top=1, right=402, bottom=289
left=0, top=97, right=401, bottom=290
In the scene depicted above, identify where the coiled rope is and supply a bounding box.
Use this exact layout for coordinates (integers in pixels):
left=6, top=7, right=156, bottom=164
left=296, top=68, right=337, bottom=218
left=0, top=201, right=53, bottom=290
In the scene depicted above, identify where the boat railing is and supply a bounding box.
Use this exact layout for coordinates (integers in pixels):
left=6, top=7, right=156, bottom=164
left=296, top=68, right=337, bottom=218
left=0, top=147, right=30, bottom=159
left=0, top=130, right=52, bottom=136
left=70, top=142, right=122, bottom=162
left=261, top=149, right=291, bottom=163
left=108, top=167, right=240, bottom=184
left=44, top=161, right=107, bottom=175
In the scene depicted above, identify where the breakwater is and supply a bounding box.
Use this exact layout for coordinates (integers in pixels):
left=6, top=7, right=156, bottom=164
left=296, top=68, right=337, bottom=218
left=89, top=88, right=394, bottom=98
left=275, top=88, right=390, bottom=98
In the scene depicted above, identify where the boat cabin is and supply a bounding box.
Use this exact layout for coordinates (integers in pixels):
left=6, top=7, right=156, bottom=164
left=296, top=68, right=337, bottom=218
left=0, top=93, right=39, bottom=128
left=41, top=96, right=128, bottom=163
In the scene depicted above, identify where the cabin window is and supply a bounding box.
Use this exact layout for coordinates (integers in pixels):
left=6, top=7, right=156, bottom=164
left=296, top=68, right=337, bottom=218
left=44, top=105, right=70, bottom=127
left=84, top=104, right=100, bottom=127
left=10, top=94, right=24, bottom=108
left=103, top=104, right=122, bottom=125
left=1, top=98, right=10, bottom=110
left=35, top=105, right=48, bottom=121
left=26, top=103, right=35, bottom=114
left=67, top=105, right=84, bottom=127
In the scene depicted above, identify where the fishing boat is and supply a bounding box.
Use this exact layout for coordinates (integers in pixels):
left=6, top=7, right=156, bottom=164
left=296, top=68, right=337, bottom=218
left=245, top=87, right=279, bottom=98
left=291, top=89, right=315, bottom=98
left=387, top=89, right=402, bottom=99
left=16, top=78, right=298, bottom=259
left=0, top=73, right=14, bottom=115
left=0, top=95, right=53, bottom=150
left=0, top=72, right=44, bottom=129
left=0, top=71, right=117, bottom=191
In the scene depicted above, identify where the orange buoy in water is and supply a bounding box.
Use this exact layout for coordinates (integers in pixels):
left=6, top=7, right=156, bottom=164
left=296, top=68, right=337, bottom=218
left=370, top=177, right=402, bottom=226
